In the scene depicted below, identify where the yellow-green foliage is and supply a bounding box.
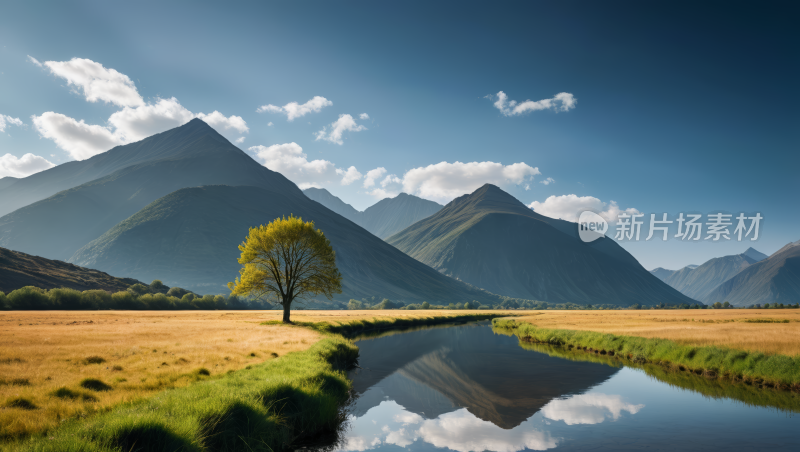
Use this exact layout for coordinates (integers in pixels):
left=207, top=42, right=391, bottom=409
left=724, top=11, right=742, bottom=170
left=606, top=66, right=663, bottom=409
left=229, top=216, right=342, bottom=322
left=12, top=337, right=357, bottom=452
left=493, top=318, right=800, bottom=388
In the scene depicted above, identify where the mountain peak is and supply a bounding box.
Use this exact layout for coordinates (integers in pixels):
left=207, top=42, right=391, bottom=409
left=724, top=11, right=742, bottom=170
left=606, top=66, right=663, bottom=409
left=742, top=247, right=768, bottom=262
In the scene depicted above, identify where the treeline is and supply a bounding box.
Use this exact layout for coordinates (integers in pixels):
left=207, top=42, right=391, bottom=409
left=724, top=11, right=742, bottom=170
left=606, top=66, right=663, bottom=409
left=0, top=280, right=265, bottom=311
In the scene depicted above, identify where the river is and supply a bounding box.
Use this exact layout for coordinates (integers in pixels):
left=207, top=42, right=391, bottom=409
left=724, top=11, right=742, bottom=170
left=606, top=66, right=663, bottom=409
left=326, top=321, right=800, bottom=451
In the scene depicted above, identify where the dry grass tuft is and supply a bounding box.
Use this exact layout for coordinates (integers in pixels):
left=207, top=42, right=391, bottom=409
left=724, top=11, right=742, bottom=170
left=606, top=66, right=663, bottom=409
left=511, top=309, right=800, bottom=356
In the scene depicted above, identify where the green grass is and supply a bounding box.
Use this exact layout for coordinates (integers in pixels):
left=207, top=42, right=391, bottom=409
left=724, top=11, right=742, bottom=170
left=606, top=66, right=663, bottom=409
left=493, top=317, right=800, bottom=389
left=511, top=340, right=800, bottom=413
left=9, top=336, right=357, bottom=452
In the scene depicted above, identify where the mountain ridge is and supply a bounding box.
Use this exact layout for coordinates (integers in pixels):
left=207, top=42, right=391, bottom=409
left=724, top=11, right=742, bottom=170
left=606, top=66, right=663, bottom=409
left=387, top=184, right=695, bottom=306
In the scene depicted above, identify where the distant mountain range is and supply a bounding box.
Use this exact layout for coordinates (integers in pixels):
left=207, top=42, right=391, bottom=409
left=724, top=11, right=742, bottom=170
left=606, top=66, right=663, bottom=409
left=650, top=247, right=768, bottom=303
left=387, top=184, right=694, bottom=306
left=304, top=188, right=442, bottom=239
left=0, top=246, right=141, bottom=293
left=705, top=241, right=800, bottom=306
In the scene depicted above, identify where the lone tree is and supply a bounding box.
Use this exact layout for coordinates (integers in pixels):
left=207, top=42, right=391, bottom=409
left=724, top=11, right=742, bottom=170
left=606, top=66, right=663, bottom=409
left=228, top=215, right=342, bottom=323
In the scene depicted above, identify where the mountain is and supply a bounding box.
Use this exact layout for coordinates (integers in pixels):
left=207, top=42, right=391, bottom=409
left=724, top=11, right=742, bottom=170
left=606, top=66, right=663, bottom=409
left=743, top=247, right=768, bottom=262
left=650, top=248, right=768, bottom=302
left=0, top=119, right=270, bottom=218
left=303, top=188, right=442, bottom=239
left=0, top=177, right=19, bottom=191
left=387, top=184, right=695, bottom=306
left=70, top=185, right=504, bottom=304
left=303, top=187, right=361, bottom=224
left=650, top=267, right=676, bottom=281
left=0, top=119, right=301, bottom=260
left=0, top=247, right=141, bottom=294
left=706, top=241, right=800, bottom=306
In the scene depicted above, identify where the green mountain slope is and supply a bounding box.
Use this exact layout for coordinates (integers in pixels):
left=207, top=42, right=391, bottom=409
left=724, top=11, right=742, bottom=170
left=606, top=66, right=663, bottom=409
left=387, top=184, right=695, bottom=306
left=706, top=241, right=800, bottom=306
left=303, top=188, right=442, bottom=239
left=0, top=246, right=141, bottom=293
left=70, top=185, right=504, bottom=304
left=0, top=119, right=301, bottom=260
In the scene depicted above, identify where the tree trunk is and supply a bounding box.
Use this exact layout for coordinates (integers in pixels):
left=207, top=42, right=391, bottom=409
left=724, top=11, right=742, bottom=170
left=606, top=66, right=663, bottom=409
left=282, top=300, right=292, bottom=324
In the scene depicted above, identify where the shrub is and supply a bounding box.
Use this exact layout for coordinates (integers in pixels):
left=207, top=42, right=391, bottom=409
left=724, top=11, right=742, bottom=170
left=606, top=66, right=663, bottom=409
left=193, top=294, right=216, bottom=310
left=81, top=289, right=111, bottom=308
left=149, top=279, right=168, bottom=293
left=0, top=291, right=7, bottom=310
left=80, top=378, right=112, bottom=391
left=167, top=287, right=189, bottom=298
left=111, top=291, right=139, bottom=309
left=421, top=301, right=430, bottom=309
left=347, top=299, right=363, bottom=310
left=84, top=356, right=106, bottom=364
left=195, top=368, right=211, bottom=376
left=48, top=288, right=84, bottom=309
left=7, top=286, right=52, bottom=310
left=128, top=283, right=150, bottom=296
left=6, top=397, right=37, bottom=410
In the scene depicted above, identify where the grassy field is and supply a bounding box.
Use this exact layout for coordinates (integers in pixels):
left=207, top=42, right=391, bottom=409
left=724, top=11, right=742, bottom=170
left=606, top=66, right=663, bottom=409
left=494, top=310, right=800, bottom=389
left=0, top=309, right=509, bottom=447
left=509, top=309, right=800, bottom=356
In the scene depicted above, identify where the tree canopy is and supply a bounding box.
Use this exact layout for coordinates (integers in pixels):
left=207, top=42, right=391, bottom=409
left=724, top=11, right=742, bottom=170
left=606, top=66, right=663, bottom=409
left=228, top=215, right=342, bottom=323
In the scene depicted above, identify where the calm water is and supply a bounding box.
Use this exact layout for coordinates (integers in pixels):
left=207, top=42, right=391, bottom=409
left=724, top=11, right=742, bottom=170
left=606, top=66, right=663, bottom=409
left=331, top=322, right=800, bottom=451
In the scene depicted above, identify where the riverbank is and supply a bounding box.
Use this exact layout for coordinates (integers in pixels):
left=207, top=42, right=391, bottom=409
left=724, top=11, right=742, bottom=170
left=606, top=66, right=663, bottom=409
left=493, top=317, right=800, bottom=390
left=4, top=310, right=512, bottom=451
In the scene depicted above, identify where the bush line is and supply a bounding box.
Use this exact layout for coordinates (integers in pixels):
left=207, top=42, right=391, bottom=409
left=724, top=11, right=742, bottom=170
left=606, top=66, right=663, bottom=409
left=492, top=318, right=800, bottom=390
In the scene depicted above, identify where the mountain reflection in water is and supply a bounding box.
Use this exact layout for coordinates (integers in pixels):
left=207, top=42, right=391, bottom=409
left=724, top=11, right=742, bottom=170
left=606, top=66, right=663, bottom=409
left=338, top=322, right=632, bottom=451
left=334, top=322, right=800, bottom=452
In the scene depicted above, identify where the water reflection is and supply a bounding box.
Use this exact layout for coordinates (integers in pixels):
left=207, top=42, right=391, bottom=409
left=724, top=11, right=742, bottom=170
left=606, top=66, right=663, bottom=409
left=334, top=322, right=800, bottom=451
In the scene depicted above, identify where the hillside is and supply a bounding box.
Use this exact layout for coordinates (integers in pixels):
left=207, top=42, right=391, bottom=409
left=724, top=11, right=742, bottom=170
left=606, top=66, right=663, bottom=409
left=303, top=188, right=442, bottom=239
left=0, top=247, right=140, bottom=293
left=70, top=185, right=504, bottom=304
left=706, top=241, right=800, bottom=306
left=387, top=184, right=695, bottom=306
left=0, top=119, right=301, bottom=261
left=650, top=248, right=768, bottom=302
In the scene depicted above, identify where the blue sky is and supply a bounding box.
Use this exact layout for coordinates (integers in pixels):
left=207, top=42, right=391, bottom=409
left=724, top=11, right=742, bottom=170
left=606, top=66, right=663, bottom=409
left=0, top=0, right=798, bottom=270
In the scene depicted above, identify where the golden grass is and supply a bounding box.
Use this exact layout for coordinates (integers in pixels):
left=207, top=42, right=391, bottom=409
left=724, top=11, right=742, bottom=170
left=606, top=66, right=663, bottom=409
left=0, top=309, right=502, bottom=439
left=512, top=309, right=800, bottom=356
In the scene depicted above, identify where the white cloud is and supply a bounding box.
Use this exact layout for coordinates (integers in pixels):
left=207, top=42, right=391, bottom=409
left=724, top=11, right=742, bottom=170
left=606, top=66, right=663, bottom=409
left=107, top=97, right=195, bottom=142
left=337, top=166, right=362, bottom=185
left=315, top=114, right=367, bottom=145
left=234, top=137, right=246, bottom=144
left=0, top=153, right=56, bottom=178
left=528, top=194, right=640, bottom=223
left=402, top=161, right=540, bottom=203
left=0, top=114, right=24, bottom=133
left=363, top=167, right=386, bottom=188
left=267, top=121, right=274, bottom=127
left=32, top=112, right=124, bottom=160
left=381, top=174, right=402, bottom=187
left=417, top=409, right=558, bottom=452
left=44, top=58, right=144, bottom=108
left=195, top=111, right=248, bottom=134
left=32, top=58, right=249, bottom=160
left=541, top=393, right=644, bottom=425
left=360, top=113, right=370, bottom=120
left=492, top=91, right=576, bottom=116
left=26, top=55, right=43, bottom=67
left=249, top=142, right=338, bottom=189
left=256, top=96, right=332, bottom=121
left=540, top=177, right=555, bottom=185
